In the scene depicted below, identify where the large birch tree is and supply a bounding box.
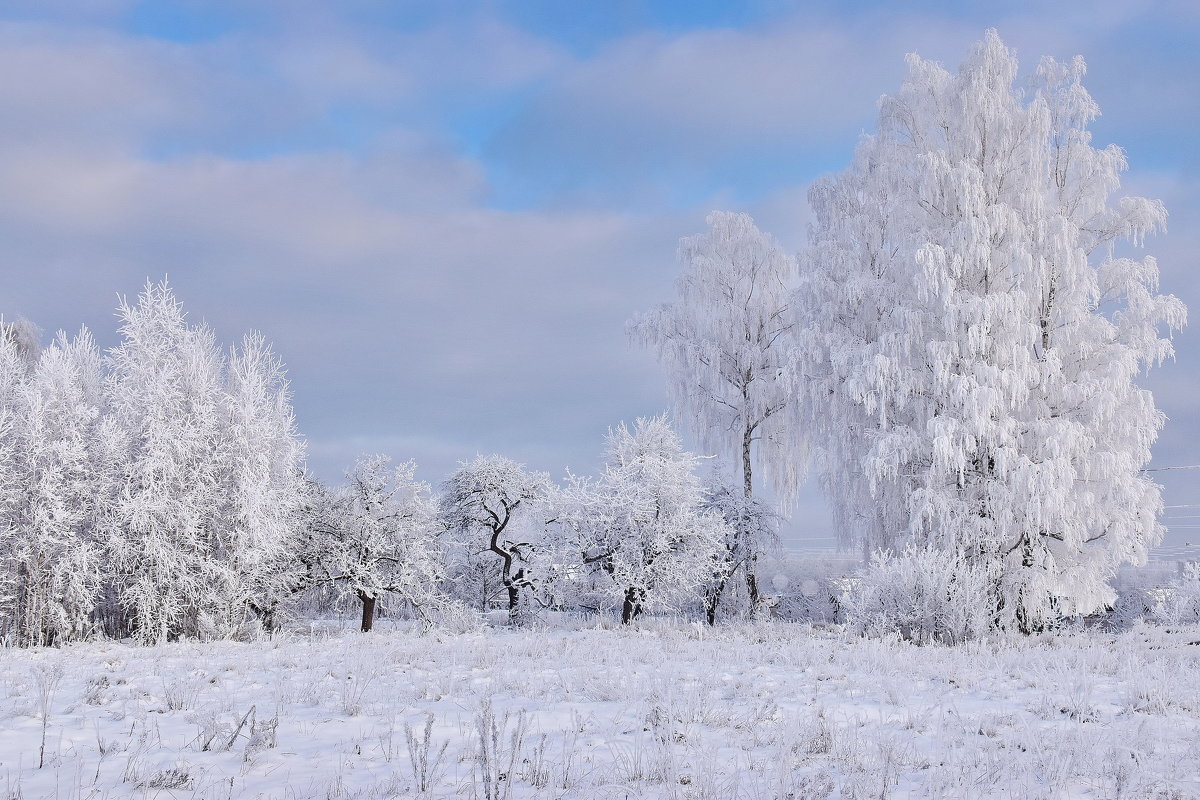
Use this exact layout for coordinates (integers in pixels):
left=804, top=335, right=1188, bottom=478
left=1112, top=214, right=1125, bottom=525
left=798, top=30, right=1186, bottom=631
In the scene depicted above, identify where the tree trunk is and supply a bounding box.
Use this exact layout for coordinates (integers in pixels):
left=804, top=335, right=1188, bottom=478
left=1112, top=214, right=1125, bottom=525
left=357, top=590, right=376, bottom=633
left=506, top=582, right=520, bottom=625
left=704, top=550, right=734, bottom=625
left=742, top=421, right=760, bottom=612
left=1016, top=538, right=1038, bottom=635
left=704, top=575, right=727, bottom=625
left=621, top=587, right=643, bottom=624
left=488, top=520, right=523, bottom=626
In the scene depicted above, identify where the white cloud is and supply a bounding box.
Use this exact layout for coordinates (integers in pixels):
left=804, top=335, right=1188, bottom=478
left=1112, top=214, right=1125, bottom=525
left=0, top=1, right=1195, bottom=553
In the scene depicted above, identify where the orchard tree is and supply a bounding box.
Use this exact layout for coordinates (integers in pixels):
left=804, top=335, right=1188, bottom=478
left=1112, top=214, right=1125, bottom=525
left=798, top=31, right=1186, bottom=631
left=305, top=456, right=444, bottom=632
left=629, top=212, right=802, bottom=615
left=562, top=416, right=727, bottom=624
left=700, top=479, right=780, bottom=625
left=439, top=455, right=549, bottom=625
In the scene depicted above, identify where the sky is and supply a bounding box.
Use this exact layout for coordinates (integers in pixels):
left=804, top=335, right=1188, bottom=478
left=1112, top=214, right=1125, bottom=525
left=2, top=0, right=1198, bottom=551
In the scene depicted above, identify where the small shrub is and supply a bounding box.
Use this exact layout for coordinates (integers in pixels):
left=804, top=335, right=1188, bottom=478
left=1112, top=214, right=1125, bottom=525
left=1152, top=562, right=1200, bottom=625
left=842, top=545, right=994, bottom=644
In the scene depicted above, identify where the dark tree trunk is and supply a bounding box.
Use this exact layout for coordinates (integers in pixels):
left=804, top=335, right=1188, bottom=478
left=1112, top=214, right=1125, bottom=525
left=704, top=575, right=727, bottom=626
left=621, top=587, right=643, bottom=625
left=249, top=601, right=278, bottom=634
left=742, top=420, right=760, bottom=612
left=1016, top=537, right=1038, bottom=635
left=357, top=590, right=376, bottom=633
left=506, top=582, right=520, bottom=624
left=488, top=512, right=525, bottom=627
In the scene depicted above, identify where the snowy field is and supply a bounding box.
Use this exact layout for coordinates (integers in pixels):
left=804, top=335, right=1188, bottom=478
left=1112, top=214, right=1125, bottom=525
left=2, top=620, right=1199, bottom=800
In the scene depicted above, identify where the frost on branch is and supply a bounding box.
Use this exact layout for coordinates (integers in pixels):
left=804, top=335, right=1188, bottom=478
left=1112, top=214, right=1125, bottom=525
left=0, top=328, right=108, bottom=646
left=798, top=30, right=1186, bottom=632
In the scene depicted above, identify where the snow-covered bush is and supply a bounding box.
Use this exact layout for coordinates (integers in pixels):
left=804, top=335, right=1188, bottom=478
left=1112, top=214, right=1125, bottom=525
left=842, top=546, right=996, bottom=645
left=1106, top=563, right=1178, bottom=628
left=1152, top=562, right=1200, bottom=626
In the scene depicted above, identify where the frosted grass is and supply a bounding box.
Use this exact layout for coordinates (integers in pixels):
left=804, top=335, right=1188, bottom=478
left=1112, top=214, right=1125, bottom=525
left=1, top=618, right=1198, bottom=798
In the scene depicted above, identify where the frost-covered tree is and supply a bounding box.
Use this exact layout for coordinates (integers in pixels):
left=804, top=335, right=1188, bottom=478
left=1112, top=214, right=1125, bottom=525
left=216, top=331, right=308, bottom=632
left=630, top=212, right=802, bottom=615
left=1, top=316, right=41, bottom=367
left=305, top=456, right=444, bottom=632
left=0, top=290, right=310, bottom=646
left=105, top=280, right=229, bottom=643
left=7, top=330, right=108, bottom=646
left=700, top=479, right=780, bottom=624
left=0, top=322, right=33, bottom=643
left=798, top=31, right=1186, bottom=631
left=439, top=456, right=549, bottom=625
left=560, top=416, right=727, bottom=624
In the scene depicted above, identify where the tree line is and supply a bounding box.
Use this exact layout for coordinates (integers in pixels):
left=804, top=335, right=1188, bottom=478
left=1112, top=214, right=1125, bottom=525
left=0, top=286, right=764, bottom=644
left=2, top=30, right=1186, bottom=646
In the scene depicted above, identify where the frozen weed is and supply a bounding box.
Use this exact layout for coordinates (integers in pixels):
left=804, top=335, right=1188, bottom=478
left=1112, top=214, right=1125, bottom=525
left=161, top=671, right=203, bottom=711
left=336, top=668, right=376, bottom=716
left=519, top=733, right=551, bottom=790
left=1, top=776, right=21, bottom=800
left=554, top=724, right=584, bottom=792
left=471, top=699, right=528, bottom=800
left=608, top=738, right=649, bottom=784
left=139, top=764, right=194, bottom=790
left=1036, top=660, right=1099, bottom=722
left=120, top=727, right=150, bottom=784
left=1104, top=746, right=1153, bottom=800
left=82, top=675, right=111, bottom=706
left=405, top=713, right=449, bottom=794
left=804, top=707, right=834, bottom=756
left=242, top=711, right=278, bottom=763
left=191, top=710, right=231, bottom=752
left=32, top=663, right=64, bottom=769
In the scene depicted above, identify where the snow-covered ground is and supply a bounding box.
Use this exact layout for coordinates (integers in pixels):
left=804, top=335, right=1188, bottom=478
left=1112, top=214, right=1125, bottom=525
left=2, top=619, right=1199, bottom=799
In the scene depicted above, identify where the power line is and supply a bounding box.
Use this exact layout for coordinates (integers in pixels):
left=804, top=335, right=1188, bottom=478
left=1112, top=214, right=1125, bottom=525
left=1143, top=465, right=1200, bottom=472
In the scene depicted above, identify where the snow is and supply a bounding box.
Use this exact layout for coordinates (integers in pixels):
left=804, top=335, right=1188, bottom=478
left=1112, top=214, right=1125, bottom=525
left=2, top=619, right=1199, bottom=799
